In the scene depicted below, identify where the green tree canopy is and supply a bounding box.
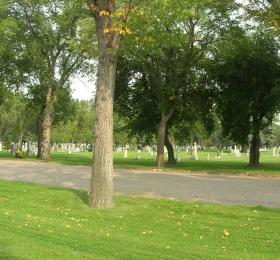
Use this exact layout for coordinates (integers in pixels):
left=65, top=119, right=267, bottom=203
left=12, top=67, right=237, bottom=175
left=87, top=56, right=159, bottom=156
left=210, top=29, right=280, bottom=165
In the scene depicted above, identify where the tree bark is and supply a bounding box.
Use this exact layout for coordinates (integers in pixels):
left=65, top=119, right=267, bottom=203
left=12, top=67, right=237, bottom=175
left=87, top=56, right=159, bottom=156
left=88, top=1, right=122, bottom=208
left=156, top=109, right=174, bottom=169
left=249, top=130, right=260, bottom=166
left=165, top=129, right=176, bottom=164
left=37, top=134, right=42, bottom=159
left=89, top=52, right=116, bottom=208
left=36, top=116, right=43, bottom=159
left=41, top=86, right=53, bottom=161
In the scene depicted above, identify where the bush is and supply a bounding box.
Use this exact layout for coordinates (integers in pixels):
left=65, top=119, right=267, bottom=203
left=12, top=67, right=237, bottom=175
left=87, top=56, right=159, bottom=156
left=15, top=150, right=26, bottom=159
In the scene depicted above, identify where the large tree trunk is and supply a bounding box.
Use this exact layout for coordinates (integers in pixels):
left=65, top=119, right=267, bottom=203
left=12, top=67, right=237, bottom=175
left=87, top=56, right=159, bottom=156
left=156, top=109, right=174, bottom=169
left=88, top=1, right=123, bottom=208
left=249, top=130, right=260, bottom=166
left=41, top=87, right=53, bottom=161
left=89, top=52, right=116, bottom=208
left=165, top=129, right=176, bottom=164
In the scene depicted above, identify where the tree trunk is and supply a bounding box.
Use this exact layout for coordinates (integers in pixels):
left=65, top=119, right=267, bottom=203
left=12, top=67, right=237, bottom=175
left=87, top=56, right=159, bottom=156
left=41, top=86, right=53, bottom=161
left=165, top=129, right=176, bottom=164
left=88, top=0, right=132, bottom=208
left=249, top=130, right=260, bottom=166
left=89, top=52, right=116, bottom=208
left=88, top=10, right=119, bottom=208
left=37, top=130, right=42, bottom=159
left=156, top=109, right=174, bottom=169
left=36, top=116, right=42, bottom=159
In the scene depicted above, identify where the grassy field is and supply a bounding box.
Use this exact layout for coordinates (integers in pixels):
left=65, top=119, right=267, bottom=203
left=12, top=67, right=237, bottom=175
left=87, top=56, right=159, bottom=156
left=0, top=180, right=279, bottom=259
left=1, top=149, right=280, bottom=176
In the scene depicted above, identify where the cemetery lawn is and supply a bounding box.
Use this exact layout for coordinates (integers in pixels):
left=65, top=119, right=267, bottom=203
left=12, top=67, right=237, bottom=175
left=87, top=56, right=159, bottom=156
left=0, top=150, right=280, bottom=176
left=0, top=180, right=279, bottom=260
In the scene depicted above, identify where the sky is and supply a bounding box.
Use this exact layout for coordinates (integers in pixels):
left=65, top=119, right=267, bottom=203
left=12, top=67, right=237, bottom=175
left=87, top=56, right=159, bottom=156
left=71, top=76, right=95, bottom=101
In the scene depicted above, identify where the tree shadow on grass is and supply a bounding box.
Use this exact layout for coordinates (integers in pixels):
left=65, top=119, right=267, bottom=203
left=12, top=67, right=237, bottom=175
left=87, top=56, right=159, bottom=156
left=69, top=188, right=89, bottom=206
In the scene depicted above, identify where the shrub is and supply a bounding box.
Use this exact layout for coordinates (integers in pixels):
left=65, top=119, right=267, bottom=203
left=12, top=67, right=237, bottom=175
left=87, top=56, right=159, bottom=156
left=15, top=150, right=26, bottom=159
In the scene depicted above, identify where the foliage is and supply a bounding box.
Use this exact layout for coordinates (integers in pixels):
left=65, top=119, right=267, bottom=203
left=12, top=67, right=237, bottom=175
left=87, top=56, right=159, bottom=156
left=247, top=0, right=280, bottom=34
left=0, top=93, right=31, bottom=146
left=209, top=30, right=280, bottom=146
left=15, top=150, right=26, bottom=159
left=115, top=0, right=237, bottom=150
left=51, top=100, right=94, bottom=143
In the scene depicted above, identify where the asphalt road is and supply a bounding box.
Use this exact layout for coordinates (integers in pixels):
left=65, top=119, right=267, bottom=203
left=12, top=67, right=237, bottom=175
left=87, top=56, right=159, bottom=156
left=0, top=159, right=279, bottom=208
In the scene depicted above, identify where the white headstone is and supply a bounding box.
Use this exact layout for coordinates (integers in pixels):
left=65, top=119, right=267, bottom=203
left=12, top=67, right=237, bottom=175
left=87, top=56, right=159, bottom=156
left=124, top=145, right=128, bottom=158
left=234, top=145, right=237, bottom=156
left=273, top=147, right=277, bottom=157
left=191, top=142, right=198, bottom=160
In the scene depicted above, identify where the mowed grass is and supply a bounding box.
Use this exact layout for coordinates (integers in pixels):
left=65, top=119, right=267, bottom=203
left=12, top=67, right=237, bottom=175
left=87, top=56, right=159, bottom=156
left=0, top=180, right=279, bottom=259
left=1, top=149, right=280, bottom=176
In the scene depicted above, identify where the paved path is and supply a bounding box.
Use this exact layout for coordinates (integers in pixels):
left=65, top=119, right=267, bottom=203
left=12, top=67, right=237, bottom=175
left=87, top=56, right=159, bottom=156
left=0, top=160, right=279, bottom=208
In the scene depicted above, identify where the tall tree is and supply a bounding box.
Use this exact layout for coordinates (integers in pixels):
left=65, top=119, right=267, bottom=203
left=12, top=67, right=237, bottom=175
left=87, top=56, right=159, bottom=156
left=87, top=0, right=133, bottom=208
left=6, top=0, right=93, bottom=160
left=116, top=0, right=235, bottom=168
left=211, top=30, right=280, bottom=166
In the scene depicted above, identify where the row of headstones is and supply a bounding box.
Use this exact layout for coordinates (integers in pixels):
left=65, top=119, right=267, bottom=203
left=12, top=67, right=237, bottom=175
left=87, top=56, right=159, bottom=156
left=5, top=142, right=92, bottom=155
left=8, top=142, right=89, bottom=155
left=118, top=143, right=278, bottom=161
left=118, top=143, right=200, bottom=161
left=272, top=147, right=280, bottom=157
left=53, top=143, right=91, bottom=153
left=9, top=142, right=37, bottom=155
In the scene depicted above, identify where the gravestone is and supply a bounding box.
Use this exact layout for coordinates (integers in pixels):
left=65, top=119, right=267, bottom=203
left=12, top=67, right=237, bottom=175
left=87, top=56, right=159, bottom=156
left=136, top=144, right=141, bottom=160
left=191, top=142, right=198, bottom=160
left=124, top=144, right=128, bottom=158
left=236, top=147, right=241, bottom=157
left=273, top=147, right=277, bottom=157
left=234, top=145, right=237, bottom=156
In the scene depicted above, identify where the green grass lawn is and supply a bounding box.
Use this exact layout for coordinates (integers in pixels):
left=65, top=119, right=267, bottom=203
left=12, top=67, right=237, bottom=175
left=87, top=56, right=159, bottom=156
left=1, top=149, right=280, bottom=176
left=0, top=180, right=279, bottom=259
